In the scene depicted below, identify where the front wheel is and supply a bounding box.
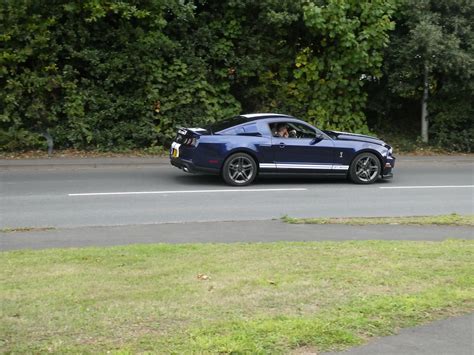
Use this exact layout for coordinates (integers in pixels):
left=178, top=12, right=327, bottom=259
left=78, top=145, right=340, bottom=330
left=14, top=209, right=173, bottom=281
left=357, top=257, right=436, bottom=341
left=349, top=152, right=381, bottom=184
left=222, top=153, right=257, bottom=186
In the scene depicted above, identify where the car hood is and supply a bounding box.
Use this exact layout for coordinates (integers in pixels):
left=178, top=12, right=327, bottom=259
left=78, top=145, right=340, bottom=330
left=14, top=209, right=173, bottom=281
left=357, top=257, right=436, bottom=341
left=324, top=130, right=387, bottom=146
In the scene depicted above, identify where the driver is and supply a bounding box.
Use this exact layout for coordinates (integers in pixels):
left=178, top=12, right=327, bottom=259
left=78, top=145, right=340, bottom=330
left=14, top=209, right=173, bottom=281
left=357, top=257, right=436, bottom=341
left=276, top=123, right=289, bottom=138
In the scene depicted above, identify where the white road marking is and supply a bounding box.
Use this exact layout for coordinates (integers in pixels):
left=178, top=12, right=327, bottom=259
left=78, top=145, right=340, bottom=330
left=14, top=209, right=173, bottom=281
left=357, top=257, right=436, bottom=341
left=380, top=185, right=474, bottom=189
left=68, top=188, right=307, bottom=197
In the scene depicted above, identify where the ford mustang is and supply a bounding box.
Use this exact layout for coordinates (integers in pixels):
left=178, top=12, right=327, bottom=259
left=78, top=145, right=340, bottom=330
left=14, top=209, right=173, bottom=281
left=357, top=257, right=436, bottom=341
left=170, top=113, right=395, bottom=186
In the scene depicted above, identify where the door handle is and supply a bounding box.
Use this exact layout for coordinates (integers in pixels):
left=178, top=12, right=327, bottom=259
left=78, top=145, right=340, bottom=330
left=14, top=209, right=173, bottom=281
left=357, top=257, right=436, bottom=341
left=279, top=142, right=285, bottom=148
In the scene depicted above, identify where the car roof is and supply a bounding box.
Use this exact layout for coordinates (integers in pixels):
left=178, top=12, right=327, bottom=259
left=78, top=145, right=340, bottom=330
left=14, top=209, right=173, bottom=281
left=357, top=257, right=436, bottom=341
left=208, top=113, right=300, bottom=133
left=240, top=113, right=294, bottom=119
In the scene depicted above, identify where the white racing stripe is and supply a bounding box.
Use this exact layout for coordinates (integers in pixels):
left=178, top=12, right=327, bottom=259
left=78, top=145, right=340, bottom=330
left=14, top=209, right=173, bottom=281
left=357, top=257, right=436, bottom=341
left=380, top=185, right=474, bottom=189
left=259, top=163, right=349, bottom=170
left=69, top=188, right=307, bottom=197
left=259, top=163, right=277, bottom=168
left=277, top=164, right=333, bottom=169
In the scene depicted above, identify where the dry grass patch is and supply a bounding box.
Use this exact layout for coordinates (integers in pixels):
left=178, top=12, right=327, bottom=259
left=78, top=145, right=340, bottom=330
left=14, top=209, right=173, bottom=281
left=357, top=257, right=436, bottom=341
left=0, top=227, right=55, bottom=233
left=282, top=213, right=474, bottom=226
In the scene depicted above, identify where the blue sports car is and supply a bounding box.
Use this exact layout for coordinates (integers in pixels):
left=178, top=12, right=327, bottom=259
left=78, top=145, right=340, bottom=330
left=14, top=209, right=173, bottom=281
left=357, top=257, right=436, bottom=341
left=170, top=113, right=395, bottom=186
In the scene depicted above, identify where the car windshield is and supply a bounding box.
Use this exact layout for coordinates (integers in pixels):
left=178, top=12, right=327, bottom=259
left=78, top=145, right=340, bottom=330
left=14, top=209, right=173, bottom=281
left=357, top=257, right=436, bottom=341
left=208, top=116, right=249, bottom=134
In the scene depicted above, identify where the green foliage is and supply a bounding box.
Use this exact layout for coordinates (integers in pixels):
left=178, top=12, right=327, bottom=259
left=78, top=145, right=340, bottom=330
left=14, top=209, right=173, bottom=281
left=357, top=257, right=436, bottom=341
left=290, top=0, right=396, bottom=132
left=1, top=0, right=397, bottom=151
left=366, top=0, right=474, bottom=151
left=1, top=0, right=173, bottom=150
left=0, top=0, right=234, bottom=151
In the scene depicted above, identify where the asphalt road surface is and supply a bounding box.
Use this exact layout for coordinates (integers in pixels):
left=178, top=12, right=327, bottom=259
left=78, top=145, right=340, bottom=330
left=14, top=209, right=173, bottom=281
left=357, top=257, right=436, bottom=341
left=1, top=155, right=473, bottom=229
left=326, top=312, right=474, bottom=355
left=2, top=220, right=473, bottom=250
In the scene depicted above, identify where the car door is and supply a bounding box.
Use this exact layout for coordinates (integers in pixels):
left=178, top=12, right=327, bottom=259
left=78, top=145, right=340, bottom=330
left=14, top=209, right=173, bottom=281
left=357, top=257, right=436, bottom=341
left=270, top=121, right=337, bottom=172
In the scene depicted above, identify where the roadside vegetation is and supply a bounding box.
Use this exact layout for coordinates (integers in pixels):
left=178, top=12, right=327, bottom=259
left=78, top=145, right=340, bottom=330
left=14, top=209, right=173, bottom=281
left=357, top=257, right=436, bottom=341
left=2, top=240, right=473, bottom=353
left=282, top=213, right=474, bottom=226
left=0, top=147, right=167, bottom=160
left=1, top=1, right=472, bottom=154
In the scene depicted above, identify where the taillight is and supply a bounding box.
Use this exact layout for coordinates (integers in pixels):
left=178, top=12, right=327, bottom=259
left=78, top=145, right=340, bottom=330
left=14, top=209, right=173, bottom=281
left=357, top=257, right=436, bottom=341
left=182, top=137, right=197, bottom=146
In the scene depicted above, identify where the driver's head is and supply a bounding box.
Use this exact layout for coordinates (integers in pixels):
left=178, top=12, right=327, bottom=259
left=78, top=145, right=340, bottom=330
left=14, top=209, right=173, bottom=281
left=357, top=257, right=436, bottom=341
left=276, top=123, right=289, bottom=137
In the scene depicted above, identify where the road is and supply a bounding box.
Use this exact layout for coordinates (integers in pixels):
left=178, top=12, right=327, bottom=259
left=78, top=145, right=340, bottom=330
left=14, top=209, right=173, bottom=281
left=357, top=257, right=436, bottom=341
left=326, top=312, right=474, bottom=355
left=0, top=156, right=472, bottom=229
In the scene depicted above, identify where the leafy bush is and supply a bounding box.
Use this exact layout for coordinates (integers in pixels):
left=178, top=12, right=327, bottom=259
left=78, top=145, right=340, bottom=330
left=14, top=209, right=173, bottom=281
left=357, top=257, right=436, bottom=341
left=1, top=0, right=396, bottom=151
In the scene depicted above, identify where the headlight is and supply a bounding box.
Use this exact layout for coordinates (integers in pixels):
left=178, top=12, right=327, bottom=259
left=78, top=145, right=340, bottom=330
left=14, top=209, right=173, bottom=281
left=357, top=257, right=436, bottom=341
left=389, top=147, right=393, bottom=155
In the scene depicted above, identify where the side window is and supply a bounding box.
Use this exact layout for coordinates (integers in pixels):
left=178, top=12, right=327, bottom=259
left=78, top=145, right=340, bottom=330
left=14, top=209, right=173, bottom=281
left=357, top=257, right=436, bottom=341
left=290, top=123, right=317, bottom=138
left=269, top=122, right=317, bottom=139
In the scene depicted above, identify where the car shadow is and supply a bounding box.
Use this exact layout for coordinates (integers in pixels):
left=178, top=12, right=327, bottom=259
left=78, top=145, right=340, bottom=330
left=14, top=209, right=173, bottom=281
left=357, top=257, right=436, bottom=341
left=172, top=173, right=226, bottom=186
left=172, top=172, right=392, bottom=187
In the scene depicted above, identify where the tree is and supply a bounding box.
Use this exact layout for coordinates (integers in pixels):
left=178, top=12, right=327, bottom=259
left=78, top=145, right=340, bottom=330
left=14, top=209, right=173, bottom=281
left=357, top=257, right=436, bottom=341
left=381, top=0, right=473, bottom=145
left=291, top=0, right=396, bottom=133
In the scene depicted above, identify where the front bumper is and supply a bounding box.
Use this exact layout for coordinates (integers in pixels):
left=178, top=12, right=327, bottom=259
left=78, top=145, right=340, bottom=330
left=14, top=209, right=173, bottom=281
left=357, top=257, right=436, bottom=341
left=382, top=155, right=395, bottom=178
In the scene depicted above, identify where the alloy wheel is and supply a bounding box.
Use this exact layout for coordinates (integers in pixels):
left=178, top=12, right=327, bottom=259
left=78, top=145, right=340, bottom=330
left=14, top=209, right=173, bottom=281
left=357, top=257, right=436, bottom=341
left=355, top=156, right=379, bottom=182
left=227, top=156, right=254, bottom=184
left=349, top=152, right=381, bottom=184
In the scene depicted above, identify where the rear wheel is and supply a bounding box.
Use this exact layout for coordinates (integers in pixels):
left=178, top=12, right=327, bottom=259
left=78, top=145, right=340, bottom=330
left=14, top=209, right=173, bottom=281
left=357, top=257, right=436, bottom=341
left=349, top=152, right=381, bottom=184
left=222, top=153, right=257, bottom=186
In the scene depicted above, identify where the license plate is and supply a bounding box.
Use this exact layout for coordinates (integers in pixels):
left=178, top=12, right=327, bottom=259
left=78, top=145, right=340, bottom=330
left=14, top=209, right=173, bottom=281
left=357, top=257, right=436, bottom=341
left=171, top=142, right=181, bottom=158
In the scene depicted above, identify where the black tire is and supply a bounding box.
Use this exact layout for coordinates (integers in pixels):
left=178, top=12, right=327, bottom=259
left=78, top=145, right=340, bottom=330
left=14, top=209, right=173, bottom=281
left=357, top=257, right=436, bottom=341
left=222, top=152, right=258, bottom=186
left=349, top=152, right=381, bottom=184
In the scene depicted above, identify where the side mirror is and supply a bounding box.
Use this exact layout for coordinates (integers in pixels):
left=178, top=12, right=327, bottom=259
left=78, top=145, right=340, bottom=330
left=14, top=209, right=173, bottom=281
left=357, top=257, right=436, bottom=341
left=310, top=133, right=324, bottom=145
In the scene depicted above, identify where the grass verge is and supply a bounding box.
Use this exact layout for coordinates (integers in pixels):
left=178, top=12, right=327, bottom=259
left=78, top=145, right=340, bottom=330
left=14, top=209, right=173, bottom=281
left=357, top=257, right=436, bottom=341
left=0, top=227, right=55, bottom=233
left=2, top=240, right=473, bottom=353
left=281, top=213, right=474, bottom=226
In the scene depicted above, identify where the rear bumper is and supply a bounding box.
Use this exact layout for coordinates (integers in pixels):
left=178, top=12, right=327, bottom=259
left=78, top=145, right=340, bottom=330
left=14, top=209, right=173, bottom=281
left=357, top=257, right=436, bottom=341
left=170, top=157, right=219, bottom=174
left=170, top=157, right=195, bottom=173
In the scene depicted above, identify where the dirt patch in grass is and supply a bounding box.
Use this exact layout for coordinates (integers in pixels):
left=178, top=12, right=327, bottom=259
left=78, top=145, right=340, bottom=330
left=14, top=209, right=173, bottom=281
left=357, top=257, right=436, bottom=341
left=0, top=227, right=55, bottom=233
left=2, top=240, right=473, bottom=353
left=291, top=345, right=319, bottom=354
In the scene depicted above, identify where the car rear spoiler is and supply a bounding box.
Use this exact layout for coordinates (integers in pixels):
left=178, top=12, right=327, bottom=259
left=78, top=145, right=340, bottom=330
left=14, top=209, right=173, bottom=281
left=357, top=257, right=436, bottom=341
left=176, top=127, right=210, bottom=137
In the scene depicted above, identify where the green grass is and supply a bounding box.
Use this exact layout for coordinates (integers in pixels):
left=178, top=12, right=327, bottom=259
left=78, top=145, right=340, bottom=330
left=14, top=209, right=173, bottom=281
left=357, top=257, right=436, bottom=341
left=281, top=213, right=474, bottom=226
left=2, top=241, right=473, bottom=353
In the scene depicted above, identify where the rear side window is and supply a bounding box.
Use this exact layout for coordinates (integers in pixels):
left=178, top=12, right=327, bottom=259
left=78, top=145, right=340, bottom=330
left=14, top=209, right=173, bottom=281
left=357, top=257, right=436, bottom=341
left=218, top=123, right=260, bottom=136
left=219, top=126, right=244, bottom=135
left=242, top=123, right=259, bottom=134
left=209, top=116, right=249, bottom=133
